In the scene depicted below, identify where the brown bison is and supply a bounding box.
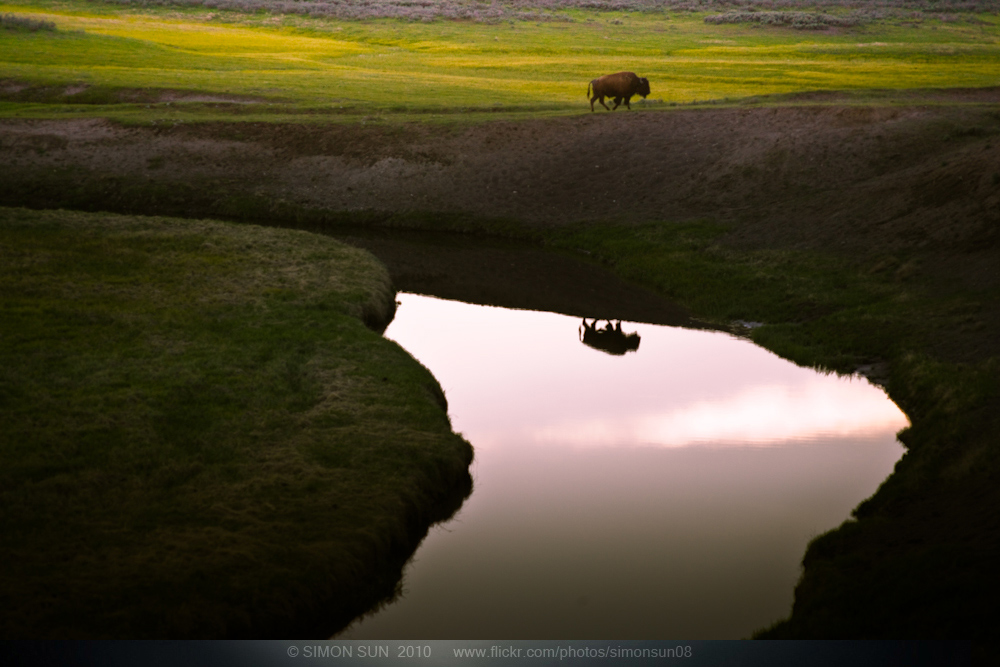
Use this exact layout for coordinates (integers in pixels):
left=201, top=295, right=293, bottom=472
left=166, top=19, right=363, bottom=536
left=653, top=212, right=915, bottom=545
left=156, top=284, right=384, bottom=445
left=587, top=71, right=651, bottom=112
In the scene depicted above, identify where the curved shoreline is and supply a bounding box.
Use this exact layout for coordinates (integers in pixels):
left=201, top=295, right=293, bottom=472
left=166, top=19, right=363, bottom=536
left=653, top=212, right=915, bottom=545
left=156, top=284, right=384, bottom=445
left=2, top=94, right=998, bottom=638
left=0, top=207, right=473, bottom=638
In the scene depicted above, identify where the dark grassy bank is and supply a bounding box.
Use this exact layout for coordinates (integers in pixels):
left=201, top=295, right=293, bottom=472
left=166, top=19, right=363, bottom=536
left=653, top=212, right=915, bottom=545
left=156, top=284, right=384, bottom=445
left=0, top=206, right=472, bottom=637
left=2, top=94, right=998, bottom=641
left=537, top=221, right=1000, bottom=639
left=340, top=215, right=1000, bottom=641
left=5, top=182, right=996, bottom=639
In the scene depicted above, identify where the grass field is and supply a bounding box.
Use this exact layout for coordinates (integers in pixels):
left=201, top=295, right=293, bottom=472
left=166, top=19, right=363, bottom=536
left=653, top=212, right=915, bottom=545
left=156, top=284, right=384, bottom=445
left=2, top=0, right=1000, bottom=122
left=0, top=206, right=473, bottom=637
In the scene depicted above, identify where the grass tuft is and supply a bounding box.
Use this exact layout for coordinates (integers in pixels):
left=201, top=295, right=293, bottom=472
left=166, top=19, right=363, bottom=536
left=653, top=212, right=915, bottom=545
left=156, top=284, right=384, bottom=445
left=1, top=12, right=55, bottom=31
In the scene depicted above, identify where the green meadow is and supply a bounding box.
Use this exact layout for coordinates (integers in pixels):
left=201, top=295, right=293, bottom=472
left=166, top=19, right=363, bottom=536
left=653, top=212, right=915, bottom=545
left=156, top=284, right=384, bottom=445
left=2, top=1, right=1000, bottom=121
left=0, top=206, right=473, bottom=637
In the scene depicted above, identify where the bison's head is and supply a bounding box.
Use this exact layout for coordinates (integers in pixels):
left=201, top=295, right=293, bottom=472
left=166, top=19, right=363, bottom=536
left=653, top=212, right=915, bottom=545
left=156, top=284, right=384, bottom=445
left=637, top=77, right=651, bottom=98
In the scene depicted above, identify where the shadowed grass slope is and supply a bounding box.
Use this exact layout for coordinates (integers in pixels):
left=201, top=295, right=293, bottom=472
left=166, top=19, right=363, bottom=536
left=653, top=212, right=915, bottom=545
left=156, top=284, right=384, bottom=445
left=539, top=218, right=1000, bottom=640
left=0, top=206, right=473, bottom=637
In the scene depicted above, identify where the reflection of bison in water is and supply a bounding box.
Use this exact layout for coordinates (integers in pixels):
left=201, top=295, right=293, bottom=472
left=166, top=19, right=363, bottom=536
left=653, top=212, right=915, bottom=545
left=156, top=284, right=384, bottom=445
left=588, top=71, right=651, bottom=112
left=580, top=319, right=641, bottom=356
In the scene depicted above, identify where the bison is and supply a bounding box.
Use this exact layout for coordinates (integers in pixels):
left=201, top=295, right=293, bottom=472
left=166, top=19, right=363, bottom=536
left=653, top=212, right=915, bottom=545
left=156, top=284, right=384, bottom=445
left=580, top=319, right=641, bottom=356
left=587, top=71, right=650, bottom=112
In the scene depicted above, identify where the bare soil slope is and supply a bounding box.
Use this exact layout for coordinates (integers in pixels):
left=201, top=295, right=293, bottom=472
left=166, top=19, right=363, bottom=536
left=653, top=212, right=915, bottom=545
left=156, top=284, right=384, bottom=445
left=3, top=96, right=998, bottom=247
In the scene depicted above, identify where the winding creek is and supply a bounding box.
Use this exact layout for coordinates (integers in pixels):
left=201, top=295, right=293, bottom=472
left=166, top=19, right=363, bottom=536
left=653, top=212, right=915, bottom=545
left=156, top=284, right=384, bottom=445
left=331, top=233, right=909, bottom=639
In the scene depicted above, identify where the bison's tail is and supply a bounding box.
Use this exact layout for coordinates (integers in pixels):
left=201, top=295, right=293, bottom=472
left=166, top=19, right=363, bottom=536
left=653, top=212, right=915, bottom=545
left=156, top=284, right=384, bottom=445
left=587, top=81, right=592, bottom=98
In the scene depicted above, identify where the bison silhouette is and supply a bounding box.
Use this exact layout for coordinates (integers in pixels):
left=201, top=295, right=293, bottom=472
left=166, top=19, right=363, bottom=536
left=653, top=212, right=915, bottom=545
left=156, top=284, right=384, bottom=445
left=587, top=71, right=651, bottom=112
left=580, top=319, right=641, bottom=356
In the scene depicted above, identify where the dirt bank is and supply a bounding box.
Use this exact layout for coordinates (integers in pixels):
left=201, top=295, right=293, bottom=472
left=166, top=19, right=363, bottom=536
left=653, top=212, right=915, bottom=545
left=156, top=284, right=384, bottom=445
left=3, top=94, right=999, bottom=329
left=4, top=94, right=999, bottom=361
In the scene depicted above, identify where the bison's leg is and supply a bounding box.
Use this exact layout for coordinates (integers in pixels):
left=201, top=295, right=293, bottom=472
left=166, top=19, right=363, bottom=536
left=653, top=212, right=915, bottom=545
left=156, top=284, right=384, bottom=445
left=611, top=96, right=622, bottom=110
left=623, top=95, right=633, bottom=110
left=593, top=94, right=610, bottom=111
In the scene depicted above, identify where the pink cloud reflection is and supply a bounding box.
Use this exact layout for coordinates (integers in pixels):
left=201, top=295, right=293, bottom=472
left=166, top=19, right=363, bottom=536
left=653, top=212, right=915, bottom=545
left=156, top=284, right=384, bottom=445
left=339, top=293, right=913, bottom=639
left=385, top=294, right=909, bottom=451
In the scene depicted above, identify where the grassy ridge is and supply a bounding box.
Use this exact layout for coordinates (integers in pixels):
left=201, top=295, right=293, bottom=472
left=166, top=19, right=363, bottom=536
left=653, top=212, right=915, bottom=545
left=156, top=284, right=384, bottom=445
left=0, top=206, right=472, bottom=637
left=1, top=0, right=999, bottom=121
left=540, top=218, right=997, bottom=388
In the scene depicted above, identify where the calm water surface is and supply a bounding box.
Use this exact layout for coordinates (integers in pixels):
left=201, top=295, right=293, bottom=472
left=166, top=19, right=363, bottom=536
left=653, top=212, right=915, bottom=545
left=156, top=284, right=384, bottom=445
left=338, top=293, right=908, bottom=639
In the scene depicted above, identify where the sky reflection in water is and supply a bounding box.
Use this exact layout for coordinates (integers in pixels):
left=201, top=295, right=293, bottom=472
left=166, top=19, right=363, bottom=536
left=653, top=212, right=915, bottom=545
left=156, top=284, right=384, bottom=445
left=339, top=294, right=908, bottom=639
